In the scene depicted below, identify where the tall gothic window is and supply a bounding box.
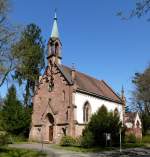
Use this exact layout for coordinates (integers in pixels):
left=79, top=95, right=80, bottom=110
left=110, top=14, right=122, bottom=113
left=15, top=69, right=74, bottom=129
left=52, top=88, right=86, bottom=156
left=136, top=120, right=140, bottom=128
left=63, top=90, right=65, bottom=101
left=114, top=108, right=119, bottom=115
left=55, top=42, right=59, bottom=55
left=83, top=101, right=91, bottom=123
left=66, top=110, right=68, bottom=121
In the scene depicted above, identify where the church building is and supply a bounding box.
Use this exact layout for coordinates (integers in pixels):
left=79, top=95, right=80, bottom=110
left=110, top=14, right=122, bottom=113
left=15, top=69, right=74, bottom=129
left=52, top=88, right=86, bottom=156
left=29, top=13, right=126, bottom=143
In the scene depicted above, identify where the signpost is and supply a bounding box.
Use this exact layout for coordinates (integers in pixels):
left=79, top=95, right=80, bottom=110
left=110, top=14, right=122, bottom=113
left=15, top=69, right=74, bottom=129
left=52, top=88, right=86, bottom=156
left=38, top=126, right=44, bottom=152
left=119, top=127, right=122, bottom=153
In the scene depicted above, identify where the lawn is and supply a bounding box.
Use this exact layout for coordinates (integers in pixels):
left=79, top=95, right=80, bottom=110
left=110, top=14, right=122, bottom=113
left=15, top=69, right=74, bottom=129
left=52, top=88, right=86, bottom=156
left=52, top=144, right=115, bottom=153
left=0, top=147, right=46, bottom=157
left=52, top=143, right=149, bottom=153
left=52, top=135, right=150, bottom=153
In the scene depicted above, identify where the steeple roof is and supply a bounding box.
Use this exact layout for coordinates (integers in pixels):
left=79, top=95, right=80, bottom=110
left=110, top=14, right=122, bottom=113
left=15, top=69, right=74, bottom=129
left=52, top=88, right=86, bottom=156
left=51, top=12, right=59, bottom=38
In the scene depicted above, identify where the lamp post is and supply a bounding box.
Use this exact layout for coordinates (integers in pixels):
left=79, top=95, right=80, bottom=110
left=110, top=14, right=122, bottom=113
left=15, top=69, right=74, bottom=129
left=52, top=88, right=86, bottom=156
left=119, top=127, right=122, bottom=153
left=41, top=125, right=44, bottom=152
left=118, top=106, right=122, bottom=153
left=38, top=125, right=44, bottom=152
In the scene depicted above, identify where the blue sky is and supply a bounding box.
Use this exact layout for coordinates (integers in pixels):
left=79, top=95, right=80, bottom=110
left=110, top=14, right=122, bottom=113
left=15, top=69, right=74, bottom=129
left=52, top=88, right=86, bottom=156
left=1, top=0, right=150, bottom=105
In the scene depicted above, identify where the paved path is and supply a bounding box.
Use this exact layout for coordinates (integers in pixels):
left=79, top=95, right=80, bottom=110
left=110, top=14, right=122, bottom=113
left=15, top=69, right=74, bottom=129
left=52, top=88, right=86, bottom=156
left=9, top=143, right=150, bottom=157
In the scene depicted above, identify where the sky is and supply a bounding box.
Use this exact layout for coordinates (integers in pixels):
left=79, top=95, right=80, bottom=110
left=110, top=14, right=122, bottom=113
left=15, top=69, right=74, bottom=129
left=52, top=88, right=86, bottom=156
left=1, top=0, right=150, bottom=106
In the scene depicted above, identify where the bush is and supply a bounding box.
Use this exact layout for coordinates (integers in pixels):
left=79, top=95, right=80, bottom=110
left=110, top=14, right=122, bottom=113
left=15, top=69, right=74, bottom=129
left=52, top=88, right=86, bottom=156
left=125, top=134, right=137, bottom=143
left=75, top=136, right=82, bottom=147
left=81, top=130, right=94, bottom=148
left=81, top=105, right=122, bottom=147
left=0, top=132, right=12, bottom=146
left=142, top=135, right=150, bottom=143
left=60, top=136, right=77, bottom=146
left=0, top=148, right=46, bottom=157
left=7, top=134, right=27, bottom=143
left=0, top=132, right=27, bottom=145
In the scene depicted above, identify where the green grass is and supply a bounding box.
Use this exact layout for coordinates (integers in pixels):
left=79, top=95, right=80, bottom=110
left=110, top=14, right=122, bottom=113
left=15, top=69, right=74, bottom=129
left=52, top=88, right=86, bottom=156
left=52, top=144, right=115, bottom=153
left=122, top=142, right=145, bottom=148
left=142, top=134, right=150, bottom=143
left=0, top=147, right=46, bottom=157
left=52, top=136, right=150, bottom=153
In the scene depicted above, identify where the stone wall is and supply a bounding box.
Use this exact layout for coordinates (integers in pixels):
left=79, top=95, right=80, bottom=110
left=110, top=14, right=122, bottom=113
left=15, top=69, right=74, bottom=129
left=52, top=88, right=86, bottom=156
left=126, top=128, right=142, bottom=140
left=29, top=64, right=74, bottom=143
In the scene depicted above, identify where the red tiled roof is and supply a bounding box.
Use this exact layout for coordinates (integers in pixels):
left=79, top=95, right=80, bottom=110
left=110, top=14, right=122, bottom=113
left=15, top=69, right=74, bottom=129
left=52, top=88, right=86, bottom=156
left=61, top=65, right=122, bottom=104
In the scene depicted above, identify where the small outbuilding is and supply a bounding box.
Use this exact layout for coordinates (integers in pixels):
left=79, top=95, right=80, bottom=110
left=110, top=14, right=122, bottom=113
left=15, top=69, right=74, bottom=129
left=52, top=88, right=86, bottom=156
left=124, top=112, right=142, bottom=140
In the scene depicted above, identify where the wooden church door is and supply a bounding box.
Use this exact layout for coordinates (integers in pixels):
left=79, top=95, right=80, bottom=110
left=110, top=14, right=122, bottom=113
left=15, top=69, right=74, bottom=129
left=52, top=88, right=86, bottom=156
left=49, top=126, right=53, bottom=141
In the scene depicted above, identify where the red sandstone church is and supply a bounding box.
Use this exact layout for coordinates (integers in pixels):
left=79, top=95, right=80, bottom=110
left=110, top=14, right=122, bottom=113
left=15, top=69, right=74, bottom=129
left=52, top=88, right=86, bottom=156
left=29, top=13, right=142, bottom=143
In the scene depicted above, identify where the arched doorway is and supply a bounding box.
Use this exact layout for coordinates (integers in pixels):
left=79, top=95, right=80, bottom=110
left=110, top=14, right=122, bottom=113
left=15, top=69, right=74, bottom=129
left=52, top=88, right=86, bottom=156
left=46, top=113, right=54, bottom=141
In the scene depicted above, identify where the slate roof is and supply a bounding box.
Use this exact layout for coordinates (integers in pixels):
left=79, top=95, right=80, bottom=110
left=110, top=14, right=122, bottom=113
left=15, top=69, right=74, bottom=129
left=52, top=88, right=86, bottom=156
left=56, top=64, right=123, bottom=104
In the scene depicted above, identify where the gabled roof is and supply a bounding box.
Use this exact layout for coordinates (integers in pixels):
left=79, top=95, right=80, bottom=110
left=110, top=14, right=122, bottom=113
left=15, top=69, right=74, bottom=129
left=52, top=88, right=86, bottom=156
left=56, top=64, right=73, bottom=85
left=56, top=64, right=122, bottom=104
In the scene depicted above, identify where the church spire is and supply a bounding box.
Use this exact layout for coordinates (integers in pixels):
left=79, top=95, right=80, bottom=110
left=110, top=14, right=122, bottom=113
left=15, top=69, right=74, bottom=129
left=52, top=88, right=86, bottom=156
left=121, top=86, right=125, bottom=100
left=121, top=86, right=126, bottom=123
left=47, top=11, right=62, bottom=65
left=51, top=11, right=59, bottom=38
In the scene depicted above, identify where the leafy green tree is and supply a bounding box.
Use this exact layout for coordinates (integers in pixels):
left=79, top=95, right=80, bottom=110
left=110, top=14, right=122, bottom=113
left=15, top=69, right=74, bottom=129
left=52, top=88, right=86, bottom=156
left=12, top=24, right=45, bottom=106
left=1, top=85, right=31, bottom=136
left=141, top=113, right=150, bottom=134
left=132, top=66, right=150, bottom=115
left=82, top=105, right=122, bottom=147
left=0, top=95, right=3, bottom=108
left=132, top=65, right=150, bottom=133
left=0, top=96, right=4, bottom=130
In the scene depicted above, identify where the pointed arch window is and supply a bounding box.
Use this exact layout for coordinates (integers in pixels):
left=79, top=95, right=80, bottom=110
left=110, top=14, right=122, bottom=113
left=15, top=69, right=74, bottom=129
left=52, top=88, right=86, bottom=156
left=66, top=110, right=68, bottom=121
left=114, top=108, right=119, bottom=115
left=55, top=42, right=58, bottom=54
left=136, top=120, right=140, bottom=128
left=83, top=101, right=91, bottom=123
left=51, top=44, right=55, bottom=55
left=63, top=90, right=65, bottom=101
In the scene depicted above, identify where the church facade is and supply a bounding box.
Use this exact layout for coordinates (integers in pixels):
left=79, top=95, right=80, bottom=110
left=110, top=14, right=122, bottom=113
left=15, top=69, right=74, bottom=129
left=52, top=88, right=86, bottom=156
left=29, top=14, right=125, bottom=143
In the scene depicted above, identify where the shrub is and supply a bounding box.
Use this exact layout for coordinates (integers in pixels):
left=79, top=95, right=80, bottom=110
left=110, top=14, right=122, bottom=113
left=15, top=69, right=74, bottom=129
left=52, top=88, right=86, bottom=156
left=7, top=134, right=27, bottom=143
left=81, top=130, right=94, bottom=148
left=75, top=136, right=82, bottom=146
left=81, top=105, right=122, bottom=147
left=0, top=148, right=46, bottom=157
left=60, top=136, right=77, bottom=146
left=0, top=132, right=12, bottom=146
left=125, top=134, right=137, bottom=143
left=142, top=135, right=150, bottom=143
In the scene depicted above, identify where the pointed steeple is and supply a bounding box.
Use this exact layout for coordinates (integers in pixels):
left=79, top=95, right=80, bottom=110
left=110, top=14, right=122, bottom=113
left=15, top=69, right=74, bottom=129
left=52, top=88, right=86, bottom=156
left=51, top=12, right=59, bottom=38
left=121, top=86, right=126, bottom=123
left=121, top=86, right=125, bottom=100
left=47, top=11, right=62, bottom=65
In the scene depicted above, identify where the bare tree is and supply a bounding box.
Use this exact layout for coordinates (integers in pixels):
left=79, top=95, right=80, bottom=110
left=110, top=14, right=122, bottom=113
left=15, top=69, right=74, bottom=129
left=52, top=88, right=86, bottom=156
left=117, top=0, right=150, bottom=20
left=0, top=0, right=17, bottom=87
